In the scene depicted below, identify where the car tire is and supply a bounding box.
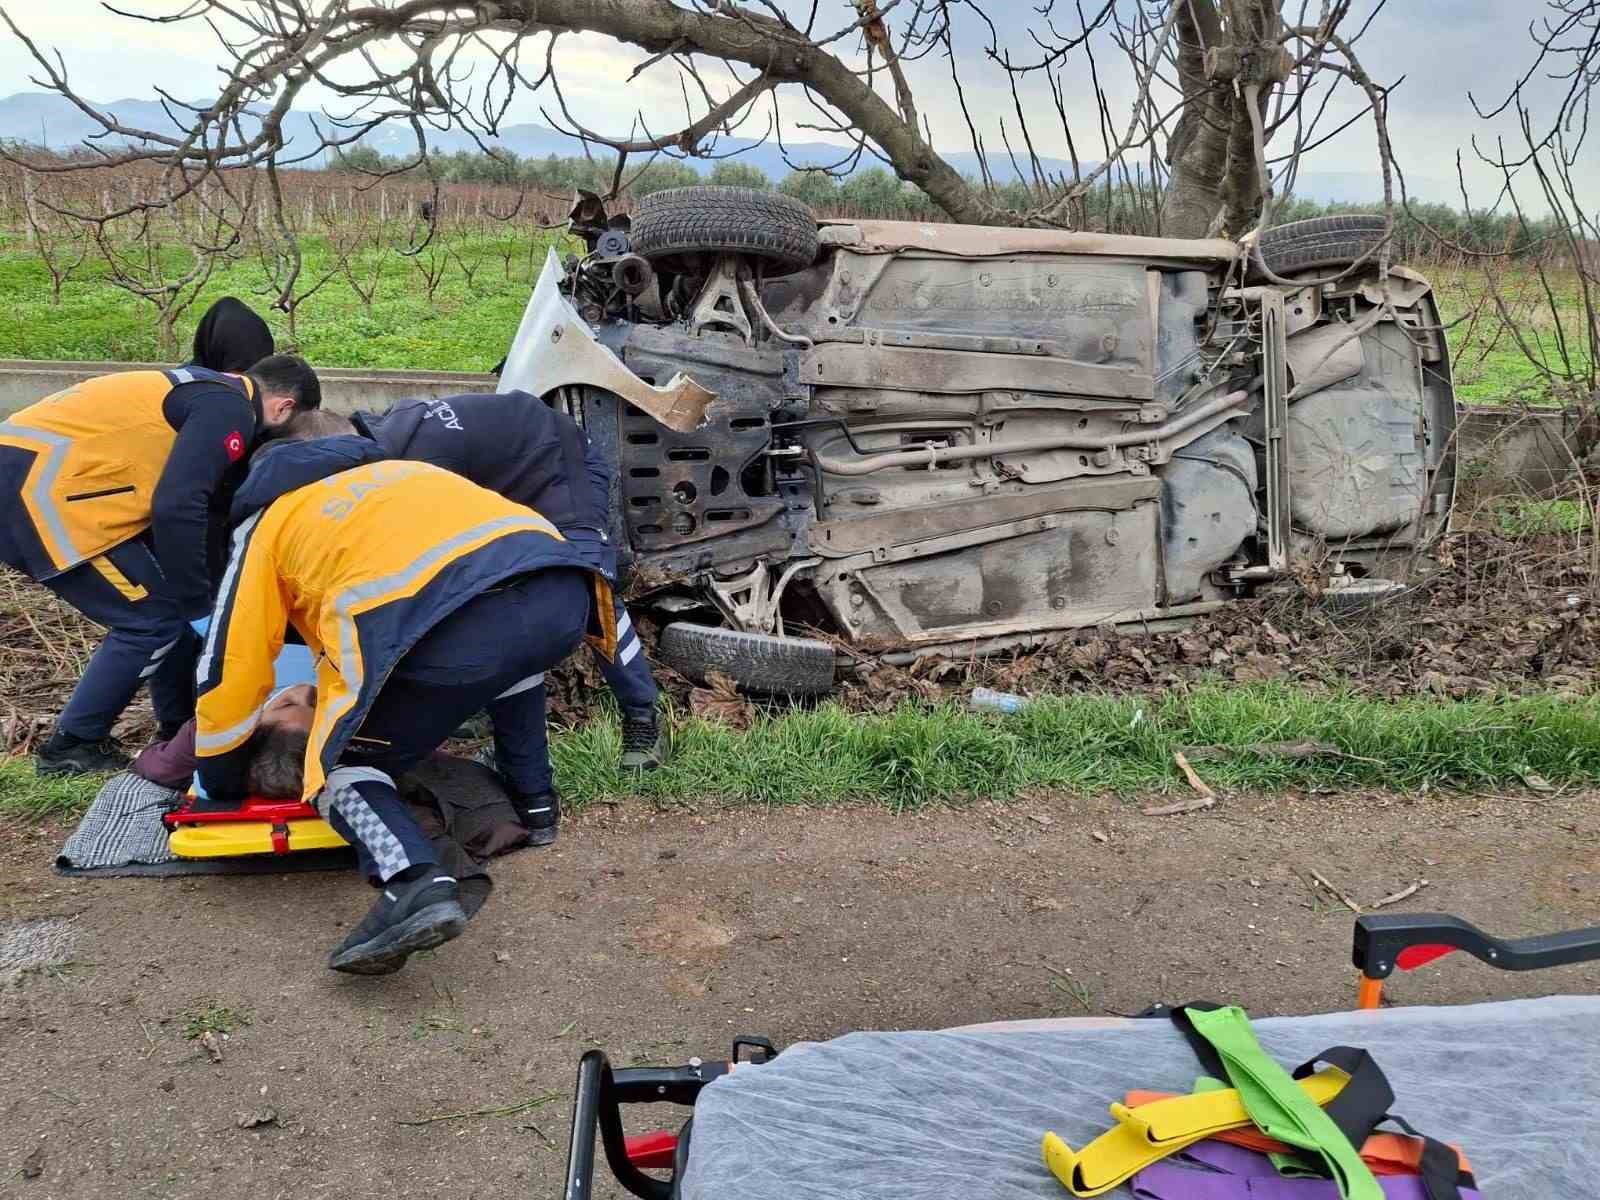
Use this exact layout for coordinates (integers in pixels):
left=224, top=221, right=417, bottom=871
left=1250, top=214, right=1390, bottom=279
left=658, top=622, right=836, bottom=697
left=631, top=186, right=820, bottom=277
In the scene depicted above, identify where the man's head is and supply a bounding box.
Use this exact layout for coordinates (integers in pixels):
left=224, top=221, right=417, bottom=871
left=247, top=354, right=322, bottom=432
left=242, top=684, right=317, bottom=798
left=193, top=297, right=274, bottom=373
left=282, top=410, right=356, bottom=442
left=243, top=726, right=310, bottom=798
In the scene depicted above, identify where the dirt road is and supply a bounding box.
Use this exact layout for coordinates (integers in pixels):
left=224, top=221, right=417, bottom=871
left=3, top=788, right=1597, bottom=1198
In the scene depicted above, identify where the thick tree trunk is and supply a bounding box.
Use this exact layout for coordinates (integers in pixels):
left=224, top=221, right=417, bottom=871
left=1159, top=0, right=1229, bottom=236
left=1159, top=0, right=1286, bottom=237
left=1162, top=97, right=1233, bottom=237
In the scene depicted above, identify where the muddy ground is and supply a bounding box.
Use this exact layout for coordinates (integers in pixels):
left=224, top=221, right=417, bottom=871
left=4, top=788, right=1598, bottom=1198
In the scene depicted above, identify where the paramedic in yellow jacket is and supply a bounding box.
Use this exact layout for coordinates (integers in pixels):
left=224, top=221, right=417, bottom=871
left=0, top=355, right=321, bottom=774
left=194, top=430, right=615, bottom=975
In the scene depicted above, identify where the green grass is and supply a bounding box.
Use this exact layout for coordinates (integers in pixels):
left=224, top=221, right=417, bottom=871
left=1489, top=497, right=1592, bottom=536
left=0, top=228, right=571, bottom=370
left=180, top=1000, right=252, bottom=1039
left=3, top=685, right=1599, bottom=824
left=0, top=757, right=101, bottom=821
left=552, top=685, right=1600, bottom=810
left=1434, top=263, right=1595, bottom=407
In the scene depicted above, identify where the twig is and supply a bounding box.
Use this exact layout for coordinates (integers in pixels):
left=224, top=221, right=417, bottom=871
left=521, top=1121, right=558, bottom=1149
left=1307, top=868, right=1363, bottom=914
left=1042, top=964, right=1094, bottom=1013
left=1171, top=751, right=1217, bottom=800
left=398, top=1093, right=559, bottom=1127
left=1142, top=796, right=1216, bottom=817
left=1369, top=879, right=1428, bottom=910
left=1180, top=741, right=1383, bottom=766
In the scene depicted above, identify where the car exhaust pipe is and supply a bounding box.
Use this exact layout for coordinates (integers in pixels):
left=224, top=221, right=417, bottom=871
left=812, top=389, right=1250, bottom=477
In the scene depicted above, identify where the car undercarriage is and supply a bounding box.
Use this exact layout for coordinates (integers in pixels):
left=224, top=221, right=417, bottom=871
left=500, top=189, right=1457, bottom=695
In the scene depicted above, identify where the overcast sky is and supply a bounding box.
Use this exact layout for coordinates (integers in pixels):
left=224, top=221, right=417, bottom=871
left=0, top=2, right=1586, bottom=205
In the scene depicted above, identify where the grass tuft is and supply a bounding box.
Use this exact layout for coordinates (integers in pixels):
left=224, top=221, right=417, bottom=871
left=180, top=1000, right=252, bottom=1040
left=0, top=757, right=102, bottom=821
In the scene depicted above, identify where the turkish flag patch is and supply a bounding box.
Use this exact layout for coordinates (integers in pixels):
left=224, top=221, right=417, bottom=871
left=223, top=430, right=245, bottom=462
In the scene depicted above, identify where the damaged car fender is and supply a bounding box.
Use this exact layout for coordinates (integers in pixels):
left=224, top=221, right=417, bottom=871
left=500, top=248, right=716, bottom=434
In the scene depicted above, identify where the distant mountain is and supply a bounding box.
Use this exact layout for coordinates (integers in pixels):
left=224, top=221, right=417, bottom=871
left=0, top=91, right=1449, bottom=205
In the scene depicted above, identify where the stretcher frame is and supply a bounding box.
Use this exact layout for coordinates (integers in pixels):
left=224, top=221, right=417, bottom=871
left=561, top=913, right=1600, bottom=1200
left=161, top=794, right=345, bottom=858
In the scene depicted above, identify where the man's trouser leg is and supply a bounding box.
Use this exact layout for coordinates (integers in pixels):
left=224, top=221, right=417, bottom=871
left=147, top=629, right=200, bottom=735
left=332, top=567, right=591, bottom=878
left=488, top=673, right=553, bottom=800
left=42, top=538, right=192, bottom=741
left=597, top=598, right=659, bottom=717
left=319, top=766, right=441, bottom=884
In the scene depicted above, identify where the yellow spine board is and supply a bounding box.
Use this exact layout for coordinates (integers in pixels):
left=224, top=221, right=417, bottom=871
left=167, top=819, right=347, bottom=859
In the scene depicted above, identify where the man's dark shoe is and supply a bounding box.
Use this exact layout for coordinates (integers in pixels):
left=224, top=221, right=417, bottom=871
left=511, top=791, right=560, bottom=847
left=328, top=867, right=467, bottom=976
left=156, top=720, right=187, bottom=743
left=620, top=710, right=665, bottom=771
left=34, top=731, right=129, bottom=776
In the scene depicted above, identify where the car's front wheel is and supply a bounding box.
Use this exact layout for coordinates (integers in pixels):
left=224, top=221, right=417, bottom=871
left=658, top=622, right=836, bottom=698
left=630, top=186, right=820, bottom=277
left=1250, top=213, right=1390, bottom=279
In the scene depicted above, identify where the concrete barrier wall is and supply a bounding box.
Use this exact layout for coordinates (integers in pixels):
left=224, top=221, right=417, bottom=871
left=1451, top=403, right=1584, bottom=499
left=0, top=359, right=1582, bottom=496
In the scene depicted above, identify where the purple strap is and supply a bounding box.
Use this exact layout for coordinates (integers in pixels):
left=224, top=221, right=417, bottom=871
left=1180, top=1140, right=1287, bottom=1176
left=1131, top=1146, right=1482, bottom=1200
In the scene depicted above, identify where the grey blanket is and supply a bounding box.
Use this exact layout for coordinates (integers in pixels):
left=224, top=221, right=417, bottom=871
left=681, top=995, right=1600, bottom=1200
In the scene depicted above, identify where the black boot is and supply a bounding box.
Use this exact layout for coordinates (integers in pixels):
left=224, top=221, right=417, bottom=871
left=620, top=709, right=665, bottom=771
left=156, top=720, right=188, bottom=743
left=328, top=866, right=467, bottom=976
left=511, top=791, right=560, bottom=847
left=34, top=729, right=129, bottom=777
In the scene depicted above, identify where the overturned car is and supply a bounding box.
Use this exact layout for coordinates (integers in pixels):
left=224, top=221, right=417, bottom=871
left=501, top=188, right=1456, bottom=695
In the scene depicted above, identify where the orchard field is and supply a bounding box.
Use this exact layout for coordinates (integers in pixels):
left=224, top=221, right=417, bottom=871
left=0, top=156, right=1589, bottom=403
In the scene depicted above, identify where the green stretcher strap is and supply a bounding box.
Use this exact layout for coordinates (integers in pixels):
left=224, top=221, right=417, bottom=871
left=1182, top=1005, right=1383, bottom=1200
left=1041, top=1067, right=1351, bottom=1198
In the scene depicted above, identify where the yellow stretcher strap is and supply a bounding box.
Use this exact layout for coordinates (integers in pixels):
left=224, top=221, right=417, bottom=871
left=1041, top=1067, right=1349, bottom=1197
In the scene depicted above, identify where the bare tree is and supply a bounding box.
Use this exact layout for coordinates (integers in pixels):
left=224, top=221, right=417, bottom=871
left=322, top=198, right=391, bottom=319
left=18, top=170, right=92, bottom=304
left=408, top=239, right=453, bottom=306
left=0, top=2, right=1402, bottom=240
left=91, top=202, right=239, bottom=359
left=256, top=162, right=342, bottom=346
left=1448, top=2, right=1600, bottom=452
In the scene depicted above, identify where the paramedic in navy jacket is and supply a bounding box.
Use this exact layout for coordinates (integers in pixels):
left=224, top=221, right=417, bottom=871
left=341, top=391, right=665, bottom=765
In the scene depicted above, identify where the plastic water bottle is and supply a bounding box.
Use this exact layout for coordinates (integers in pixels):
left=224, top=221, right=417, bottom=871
left=970, top=687, right=1028, bottom=714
